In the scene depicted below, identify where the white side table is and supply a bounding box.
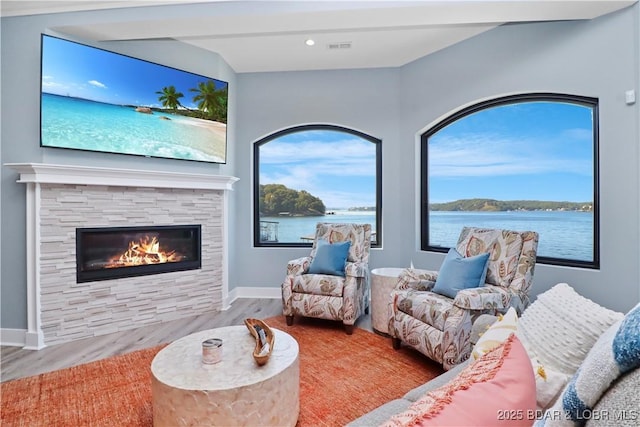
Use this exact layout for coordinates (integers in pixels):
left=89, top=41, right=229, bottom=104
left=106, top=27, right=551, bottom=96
left=370, top=267, right=405, bottom=335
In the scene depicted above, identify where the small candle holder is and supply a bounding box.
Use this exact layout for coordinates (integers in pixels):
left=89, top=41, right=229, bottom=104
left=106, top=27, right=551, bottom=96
left=202, top=338, right=223, bottom=364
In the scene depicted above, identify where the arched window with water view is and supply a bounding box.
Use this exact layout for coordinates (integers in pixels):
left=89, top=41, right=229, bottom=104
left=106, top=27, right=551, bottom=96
left=421, top=93, right=599, bottom=268
left=254, top=125, right=382, bottom=247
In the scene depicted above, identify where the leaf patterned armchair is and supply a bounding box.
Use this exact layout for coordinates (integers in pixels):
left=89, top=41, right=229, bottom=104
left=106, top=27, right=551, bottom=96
left=389, top=227, right=538, bottom=370
left=282, top=223, right=371, bottom=334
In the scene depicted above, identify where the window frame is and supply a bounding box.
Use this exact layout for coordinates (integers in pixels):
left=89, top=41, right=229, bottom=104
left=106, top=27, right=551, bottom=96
left=253, top=124, right=382, bottom=248
left=420, top=93, right=600, bottom=269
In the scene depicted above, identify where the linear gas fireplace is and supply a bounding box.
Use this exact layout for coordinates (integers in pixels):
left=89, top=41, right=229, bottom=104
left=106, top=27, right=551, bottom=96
left=76, top=225, right=202, bottom=283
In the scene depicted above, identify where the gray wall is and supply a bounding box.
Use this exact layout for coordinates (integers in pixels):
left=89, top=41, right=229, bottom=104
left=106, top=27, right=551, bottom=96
left=0, top=7, right=237, bottom=330
left=234, top=68, right=402, bottom=290
left=235, top=6, right=640, bottom=313
left=396, top=8, right=640, bottom=312
left=2, top=4, right=639, bottom=331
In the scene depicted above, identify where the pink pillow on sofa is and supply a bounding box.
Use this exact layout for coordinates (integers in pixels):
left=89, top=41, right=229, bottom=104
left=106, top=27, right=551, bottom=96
left=382, top=334, right=536, bottom=427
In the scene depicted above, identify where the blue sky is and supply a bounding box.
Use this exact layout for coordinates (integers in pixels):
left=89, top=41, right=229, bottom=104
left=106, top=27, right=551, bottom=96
left=260, top=101, right=594, bottom=209
left=428, top=101, right=594, bottom=203
left=41, top=35, right=227, bottom=108
left=259, top=130, right=377, bottom=209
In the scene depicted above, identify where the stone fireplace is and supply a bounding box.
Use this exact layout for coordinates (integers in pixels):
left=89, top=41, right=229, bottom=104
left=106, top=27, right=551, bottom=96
left=6, top=163, right=238, bottom=349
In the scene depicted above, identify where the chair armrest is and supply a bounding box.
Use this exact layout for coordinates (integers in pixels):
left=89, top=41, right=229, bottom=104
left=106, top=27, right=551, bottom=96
left=394, top=268, right=438, bottom=291
left=453, top=285, right=506, bottom=311
left=345, top=261, right=368, bottom=278
left=286, top=256, right=311, bottom=276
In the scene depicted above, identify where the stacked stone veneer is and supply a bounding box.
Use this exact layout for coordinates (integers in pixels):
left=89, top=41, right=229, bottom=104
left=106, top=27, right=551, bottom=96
left=39, top=183, right=223, bottom=345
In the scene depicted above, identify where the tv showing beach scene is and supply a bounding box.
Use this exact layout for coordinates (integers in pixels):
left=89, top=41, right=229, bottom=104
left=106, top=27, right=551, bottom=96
left=40, top=34, right=228, bottom=163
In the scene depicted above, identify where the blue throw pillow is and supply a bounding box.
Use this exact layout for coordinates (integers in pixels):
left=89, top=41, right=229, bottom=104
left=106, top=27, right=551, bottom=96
left=308, top=239, right=351, bottom=277
left=432, top=248, right=490, bottom=299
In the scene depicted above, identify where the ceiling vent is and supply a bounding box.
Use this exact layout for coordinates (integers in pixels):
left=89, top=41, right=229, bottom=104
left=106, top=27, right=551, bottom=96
left=327, top=42, right=352, bottom=50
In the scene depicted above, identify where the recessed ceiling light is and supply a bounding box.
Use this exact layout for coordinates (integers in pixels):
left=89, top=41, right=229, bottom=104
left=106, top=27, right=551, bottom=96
left=305, top=39, right=315, bottom=46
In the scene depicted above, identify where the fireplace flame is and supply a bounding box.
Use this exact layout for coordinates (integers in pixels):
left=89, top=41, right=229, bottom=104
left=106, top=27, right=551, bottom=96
left=107, top=236, right=182, bottom=267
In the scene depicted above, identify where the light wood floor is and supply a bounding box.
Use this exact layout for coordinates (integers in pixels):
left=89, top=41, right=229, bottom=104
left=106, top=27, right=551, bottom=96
left=0, top=298, right=372, bottom=383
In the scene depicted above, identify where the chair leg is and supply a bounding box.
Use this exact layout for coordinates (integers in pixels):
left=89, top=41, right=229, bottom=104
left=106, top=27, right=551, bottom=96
left=285, top=315, right=294, bottom=326
left=392, top=337, right=401, bottom=350
left=344, top=324, right=354, bottom=335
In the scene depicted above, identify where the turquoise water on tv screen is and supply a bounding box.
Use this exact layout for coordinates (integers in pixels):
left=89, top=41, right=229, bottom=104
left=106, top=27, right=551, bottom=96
left=41, top=93, right=225, bottom=163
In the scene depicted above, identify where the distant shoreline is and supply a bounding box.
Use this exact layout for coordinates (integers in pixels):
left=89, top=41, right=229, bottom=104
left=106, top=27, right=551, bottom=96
left=429, top=198, right=593, bottom=212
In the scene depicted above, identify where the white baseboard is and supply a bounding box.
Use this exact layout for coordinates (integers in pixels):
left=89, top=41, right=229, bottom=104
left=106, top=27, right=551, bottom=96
left=1, top=328, right=26, bottom=347
left=226, top=286, right=281, bottom=307
left=0, top=328, right=46, bottom=349
left=24, top=331, right=47, bottom=350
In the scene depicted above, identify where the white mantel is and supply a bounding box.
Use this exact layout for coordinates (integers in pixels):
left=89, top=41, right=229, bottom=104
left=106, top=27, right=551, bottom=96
left=5, top=162, right=239, bottom=190
left=6, top=163, right=239, bottom=350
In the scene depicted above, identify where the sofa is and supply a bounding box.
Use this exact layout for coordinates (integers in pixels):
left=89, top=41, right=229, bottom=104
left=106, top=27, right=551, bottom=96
left=348, top=283, right=640, bottom=426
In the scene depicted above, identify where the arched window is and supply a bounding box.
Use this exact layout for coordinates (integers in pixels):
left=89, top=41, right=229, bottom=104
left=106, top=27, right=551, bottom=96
left=254, top=124, right=382, bottom=247
left=421, top=93, right=599, bottom=268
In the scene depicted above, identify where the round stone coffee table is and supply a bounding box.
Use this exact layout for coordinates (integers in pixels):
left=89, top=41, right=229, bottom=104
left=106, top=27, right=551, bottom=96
left=151, top=325, right=299, bottom=427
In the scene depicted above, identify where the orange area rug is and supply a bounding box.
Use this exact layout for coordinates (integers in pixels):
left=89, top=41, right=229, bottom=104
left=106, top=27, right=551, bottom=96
left=1, top=315, right=443, bottom=427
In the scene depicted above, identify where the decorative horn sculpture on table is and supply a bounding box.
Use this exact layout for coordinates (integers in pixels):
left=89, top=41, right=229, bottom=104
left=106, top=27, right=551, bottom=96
left=244, top=318, right=275, bottom=366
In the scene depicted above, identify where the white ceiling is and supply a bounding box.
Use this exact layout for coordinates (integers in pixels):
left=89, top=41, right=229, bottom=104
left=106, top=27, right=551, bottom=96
left=2, top=1, right=636, bottom=73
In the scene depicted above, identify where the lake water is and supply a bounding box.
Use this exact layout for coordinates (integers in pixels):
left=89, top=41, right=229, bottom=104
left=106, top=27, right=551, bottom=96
left=41, top=93, right=225, bottom=162
left=429, top=211, right=593, bottom=261
left=261, top=210, right=593, bottom=261
left=260, top=211, right=377, bottom=242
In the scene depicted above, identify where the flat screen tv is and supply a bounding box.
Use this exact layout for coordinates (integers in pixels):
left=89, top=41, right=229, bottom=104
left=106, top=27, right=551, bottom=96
left=40, top=34, right=228, bottom=164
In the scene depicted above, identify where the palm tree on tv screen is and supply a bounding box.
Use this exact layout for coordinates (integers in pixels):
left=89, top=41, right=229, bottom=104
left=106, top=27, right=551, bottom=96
left=155, top=85, right=185, bottom=111
left=190, top=80, right=227, bottom=123
left=213, top=86, right=228, bottom=123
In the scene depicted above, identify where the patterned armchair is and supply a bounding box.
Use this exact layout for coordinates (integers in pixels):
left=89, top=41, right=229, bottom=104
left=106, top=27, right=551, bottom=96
left=389, top=227, right=538, bottom=370
left=282, top=223, right=372, bottom=334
